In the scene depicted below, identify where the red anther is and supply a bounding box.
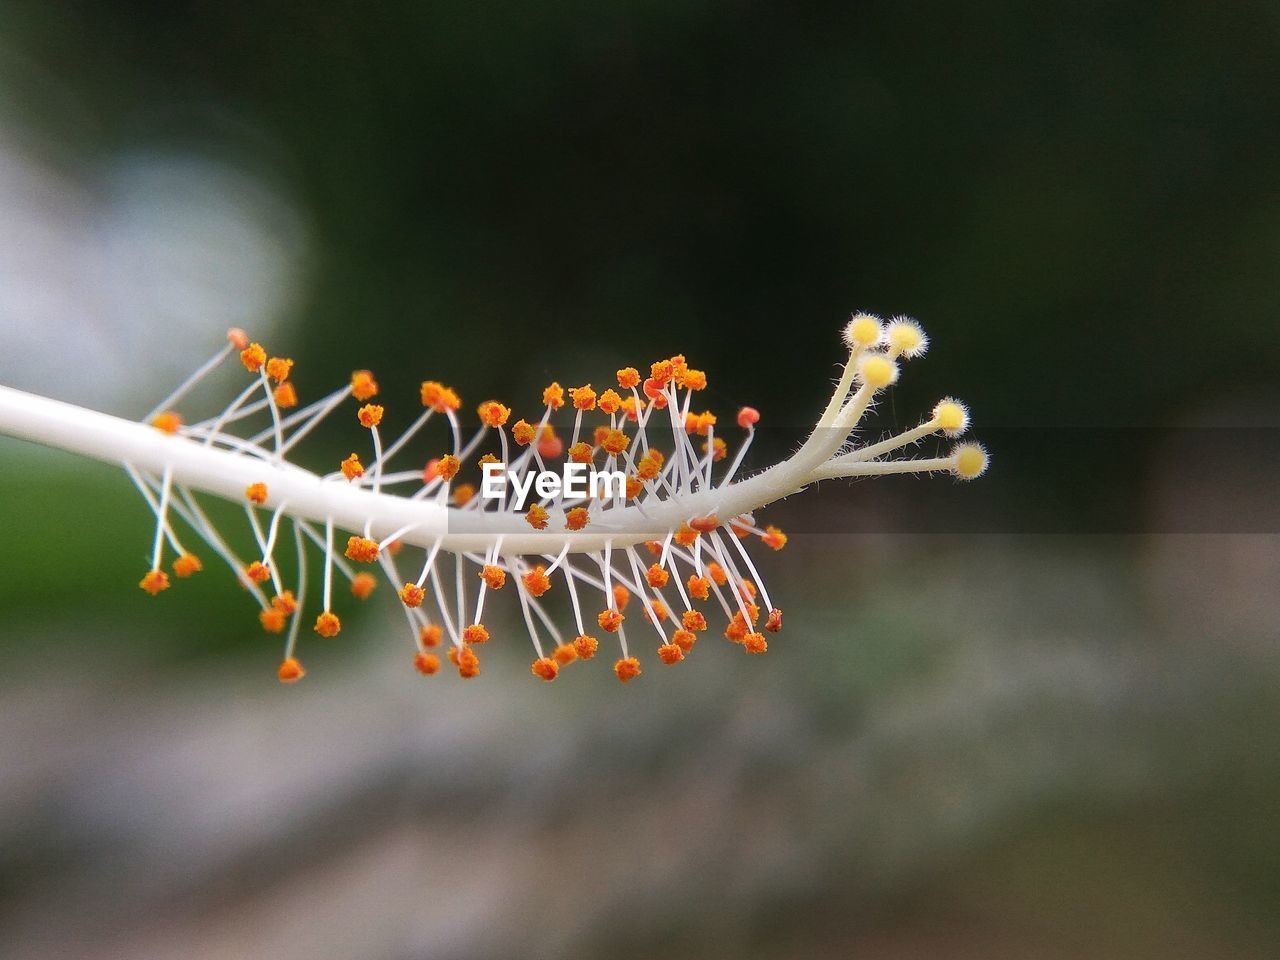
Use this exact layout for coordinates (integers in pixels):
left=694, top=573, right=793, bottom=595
left=612, top=584, right=631, bottom=611
left=422, top=458, right=440, bottom=483
left=737, top=406, right=761, bottom=429
left=689, top=515, right=719, bottom=533
left=227, top=328, right=250, bottom=350
left=246, top=561, right=271, bottom=584
left=537, top=428, right=564, bottom=460
left=765, top=608, right=783, bottom=633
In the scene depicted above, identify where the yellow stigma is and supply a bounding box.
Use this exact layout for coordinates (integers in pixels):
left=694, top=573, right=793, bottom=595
left=843, top=313, right=882, bottom=349
left=952, top=443, right=989, bottom=480
left=933, top=399, right=969, bottom=436
left=885, top=317, right=928, bottom=358
left=857, top=353, right=898, bottom=390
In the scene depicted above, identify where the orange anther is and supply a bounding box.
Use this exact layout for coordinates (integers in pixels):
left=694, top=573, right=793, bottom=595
left=422, top=458, right=440, bottom=483
left=463, top=623, right=490, bottom=645
left=614, top=657, right=642, bottom=683
left=246, top=561, right=271, bottom=583
left=420, top=624, right=443, bottom=647
left=658, top=643, right=684, bottom=664
left=765, top=608, right=783, bottom=633
left=743, top=632, right=768, bottom=654
left=259, top=608, right=287, bottom=633
left=687, top=576, right=710, bottom=601
left=568, top=442, right=593, bottom=464
left=400, top=583, right=426, bottom=607
left=704, top=437, right=727, bottom=461
left=387, top=539, right=403, bottom=555
left=553, top=643, right=578, bottom=666
left=601, top=428, right=629, bottom=456
left=625, top=476, right=643, bottom=499
left=341, top=453, right=364, bottom=481
left=689, top=515, right=719, bottom=533
left=619, top=396, right=642, bottom=421
left=357, top=403, right=384, bottom=428
left=240, top=343, right=267, bottom=372
left=643, top=540, right=662, bottom=557
left=674, top=523, right=699, bottom=547
left=414, top=652, right=441, bottom=676
left=245, top=482, right=268, bottom=505
left=644, top=600, right=669, bottom=623
left=569, top=384, right=597, bottom=411
left=477, top=400, right=511, bottom=428
left=344, top=536, right=379, bottom=563
left=272, top=591, right=298, bottom=614
left=543, top=381, right=565, bottom=409
left=642, top=377, right=668, bottom=405
left=274, top=383, right=298, bottom=408
left=612, top=584, right=631, bottom=611
left=616, top=367, right=640, bottom=389
left=677, top=368, right=707, bottom=391
left=172, top=553, right=203, bottom=578
left=512, top=419, right=537, bottom=446
left=453, top=482, right=476, bottom=505
left=419, top=380, right=462, bottom=412
left=573, top=634, right=599, bottom=659
left=265, top=357, right=293, bottom=383
left=707, top=562, right=728, bottom=585
left=636, top=455, right=661, bottom=481
left=522, top=565, right=553, bottom=597
left=277, top=657, right=305, bottom=683
left=672, top=629, right=697, bottom=652
left=351, top=370, right=379, bottom=401
left=314, top=611, right=341, bottom=637
left=682, top=609, right=708, bottom=632
left=597, top=388, right=622, bottom=415
left=762, top=525, right=788, bottom=551
left=597, top=609, right=624, bottom=633
left=437, top=454, right=461, bottom=481
left=694, top=411, right=717, bottom=436
left=592, top=425, right=610, bottom=448
left=449, top=644, right=481, bottom=678
left=737, top=406, right=760, bottom=429
left=227, top=328, right=250, bottom=350
left=731, top=516, right=753, bottom=538
left=531, top=657, right=559, bottom=681
left=725, top=615, right=748, bottom=642
left=565, top=506, right=590, bottom=530
left=646, top=563, right=669, bottom=588
left=139, top=569, right=170, bottom=595
left=683, top=412, right=700, bottom=434
left=526, top=503, right=550, bottom=529
left=151, top=411, right=182, bottom=434
left=480, top=565, right=507, bottom=590
left=649, top=359, right=674, bottom=385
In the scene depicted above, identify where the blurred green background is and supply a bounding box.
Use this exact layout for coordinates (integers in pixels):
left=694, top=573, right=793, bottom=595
left=1, top=2, right=1278, bottom=958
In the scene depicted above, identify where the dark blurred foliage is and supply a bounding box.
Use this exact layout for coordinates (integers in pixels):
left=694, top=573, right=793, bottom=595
left=8, top=0, right=1279, bottom=470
